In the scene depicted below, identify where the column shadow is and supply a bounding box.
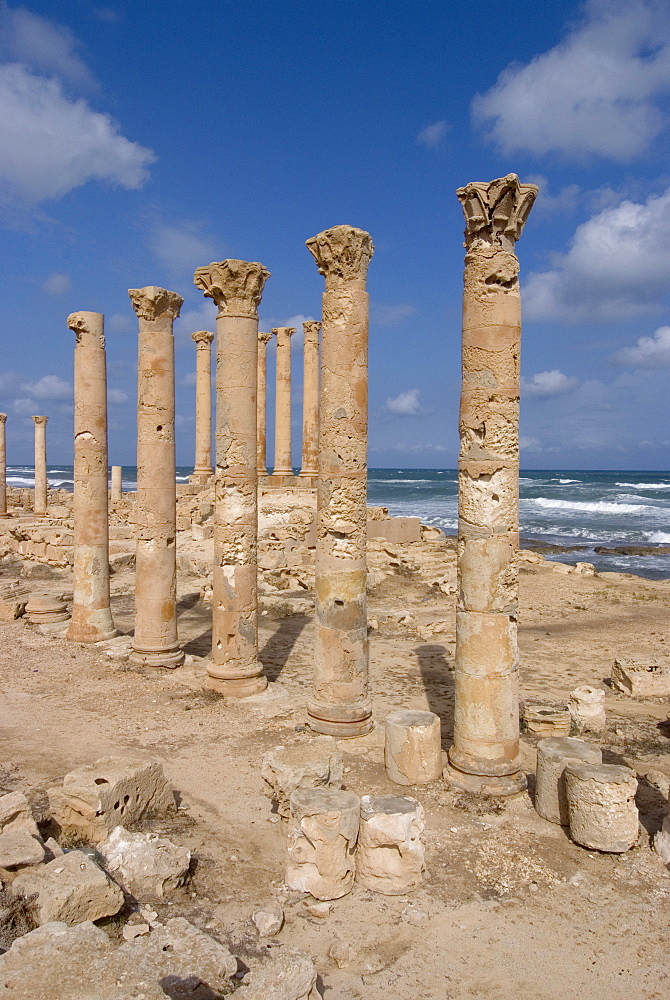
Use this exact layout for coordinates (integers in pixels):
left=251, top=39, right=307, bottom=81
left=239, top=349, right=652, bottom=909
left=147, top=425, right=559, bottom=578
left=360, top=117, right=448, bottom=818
left=260, top=614, right=310, bottom=682
left=414, top=643, right=455, bottom=747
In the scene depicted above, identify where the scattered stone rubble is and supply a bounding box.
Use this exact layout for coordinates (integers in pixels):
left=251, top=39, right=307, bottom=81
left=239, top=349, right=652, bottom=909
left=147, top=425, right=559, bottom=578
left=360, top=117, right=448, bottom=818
left=261, top=737, right=345, bottom=817
left=98, top=826, right=191, bottom=899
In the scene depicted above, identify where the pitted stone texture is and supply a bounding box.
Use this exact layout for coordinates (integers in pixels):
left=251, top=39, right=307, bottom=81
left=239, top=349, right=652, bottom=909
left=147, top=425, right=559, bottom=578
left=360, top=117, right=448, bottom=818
left=0, top=921, right=166, bottom=1000
left=0, top=579, right=29, bottom=620
left=12, top=850, right=123, bottom=925
left=261, top=737, right=345, bottom=817
left=48, top=757, right=174, bottom=843
left=356, top=794, right=425, bottom=895
left=287, top=787, right=360, bottom=900
left=119, top=916, right=237, bottom=986
left=611, top=657, right=670, bottom=697
left=535, top=737, right=603, bottom=826
left=243, top=949, right=319, bottom=1000
left=565, top=762, right=639, bottom=853
left=99, top=825, right=191, bottom=899
left=569, top=686, right=606, bottom=733
left=384, top=711, right=442, bottom=786
left=521, top=704, right=571, bottom=737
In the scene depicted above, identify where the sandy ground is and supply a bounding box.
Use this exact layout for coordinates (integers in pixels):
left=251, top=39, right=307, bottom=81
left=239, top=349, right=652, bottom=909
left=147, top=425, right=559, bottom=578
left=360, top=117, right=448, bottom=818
left=1, top=547, right=669, bottom=999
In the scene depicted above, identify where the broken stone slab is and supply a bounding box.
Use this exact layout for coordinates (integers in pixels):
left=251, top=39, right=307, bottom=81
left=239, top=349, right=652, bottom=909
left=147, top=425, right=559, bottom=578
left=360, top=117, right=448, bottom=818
left=119, top=916, right=237, bottom=986
left=12, top=850, right=124, bottom=925
left=611, top=657, right=670, bottom=697
left=48, top=756, right=175, bottom=843
left=356, top=794, right=425, bottom=895
left=0, top=791, right=40, bottom=837
left=534, top=737, right=603, bottom=826
left=565, top=762, right=639, bottom=853
left=98, top=826, right=191, bottom=899
left=287, top=787, right=360, bottom=900
left=242, top=949, right=319, bottom=1000
left=521, top=704, right=571, bottom=738
left=262, top=737, right=345, bottom=818
left=252, top=900, right=284, bottom=937
left=569, top=686, right=606, bottom=733
left=0, top=579, right=29, bottom=621
left=384, top=710, right=442, bottom=786
left=0, top=827, right=45, bottom=874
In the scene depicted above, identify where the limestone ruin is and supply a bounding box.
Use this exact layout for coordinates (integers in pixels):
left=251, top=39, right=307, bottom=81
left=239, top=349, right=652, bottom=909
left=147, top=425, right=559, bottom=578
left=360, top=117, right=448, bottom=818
left=189, top=329, right=214, bottom=486
left=31, top=415, right=48, bottom=516
left=273, top=326, right=295, bottom=478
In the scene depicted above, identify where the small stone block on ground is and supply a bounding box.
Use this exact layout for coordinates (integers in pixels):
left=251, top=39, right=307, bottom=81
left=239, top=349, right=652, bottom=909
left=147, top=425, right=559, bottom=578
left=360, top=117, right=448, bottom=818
left=262, top=737, right=345, bottom=817
left=241, top=949, right=318, bottom=1000
left=99, top=825, right=191, bottom=899
left=11, top=850, right=124, bottom=925
left=611, top=657, right=670, bottom=697
left=119, top=916, right=237, bottom=986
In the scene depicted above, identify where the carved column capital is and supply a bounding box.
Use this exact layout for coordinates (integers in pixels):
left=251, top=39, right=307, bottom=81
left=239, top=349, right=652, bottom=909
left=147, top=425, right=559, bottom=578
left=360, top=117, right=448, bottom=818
left=32, top=415, right=48, bottom=426
left=258, top=330, right=273, bottom=346
left=272, top=326, right=295, bottom=345
left=67, top=311, right=105, bottom=348
left=193, top=260, right=270, bottom=317
left=0, top=413, right=6, bottom=424
left=457, top=174, right=537, bottom=249
left=128, top=286, right=184, bottom=321
left=302, top=320, right=321, bottom=343
left=306, top=225, right=374, bottom=288
left=192, top=329, right=214, bottom=347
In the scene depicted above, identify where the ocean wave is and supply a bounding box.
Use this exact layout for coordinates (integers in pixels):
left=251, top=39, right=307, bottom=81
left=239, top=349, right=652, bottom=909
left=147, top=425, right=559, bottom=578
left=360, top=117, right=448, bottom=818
left=369, top=478, right=435, bottom=484
left=616, top=482, right=670, bottom=490
left=558, top=479, right=579, bottom=484
left=526, top=498, right=647, bottom=514
left=647, top=531, right=670, bottom=543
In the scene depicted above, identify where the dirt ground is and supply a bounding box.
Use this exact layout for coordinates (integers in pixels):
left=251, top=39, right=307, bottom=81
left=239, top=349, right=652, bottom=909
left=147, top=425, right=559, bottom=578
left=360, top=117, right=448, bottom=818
left=1, top=546, right=669, bottom=1000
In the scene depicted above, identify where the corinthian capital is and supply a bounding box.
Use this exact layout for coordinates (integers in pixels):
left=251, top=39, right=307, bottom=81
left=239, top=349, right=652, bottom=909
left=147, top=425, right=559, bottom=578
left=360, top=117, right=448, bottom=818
left=272, top=326, right=295, bottom=345
left=128, top=286, right=184, bottom=321
left=302, top=321, right=321, bottom=342
left=306, top=225, right=374, bottom=287
left=258, top=330, right=273, bottom=345
left=193, top=260, right=270, bottom=317
left=192, top=329, right=214, bottom=347
left=457, top=174, right=537, bottom=247
left=0, top=413, right=6, bottom=424
left=32, top=415, right=48, bottom=426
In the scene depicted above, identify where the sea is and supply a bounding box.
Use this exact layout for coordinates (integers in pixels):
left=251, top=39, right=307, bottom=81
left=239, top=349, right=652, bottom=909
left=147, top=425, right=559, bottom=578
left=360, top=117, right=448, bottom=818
left=6, top=466, right=670, bottom=581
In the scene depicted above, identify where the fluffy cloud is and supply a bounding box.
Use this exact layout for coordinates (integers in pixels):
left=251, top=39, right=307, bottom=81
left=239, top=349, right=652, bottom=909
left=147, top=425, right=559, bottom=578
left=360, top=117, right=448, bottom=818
left=416, top=120, right=448, bottom=149
left=521, top=370, right=580, bottom=398
left=472, top=0, right=670, bottom=161
left=149, top=222, right=220, bottom=279
left=370, top=303, right=415, bottom=327
left=386, top=388, right=421, bottom=415
left=0, top=63, right=154, bottom=203
left=524, top=187, right=670, bottom=323
left=0, top=5, right=94, bottom=87
left=20, top=374, right=72, bottom=400
left=611, top=326, right=670, bottom=367
left=42, top=272, right=70, bottom=295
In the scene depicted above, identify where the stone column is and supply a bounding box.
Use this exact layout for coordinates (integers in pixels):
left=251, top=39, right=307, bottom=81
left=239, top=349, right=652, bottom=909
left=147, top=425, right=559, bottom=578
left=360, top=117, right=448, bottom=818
left=190, top=330, right=214, bottom=485
left=129, top=286, right=184, bottom=668
left=299, top=321, right=320, bottom=478
left=257, top=331, right=273, bottom=476
left=32, top=416, right=48, bottom=516
left=66, top=311, right=116, bottom=643
left=0, top=414, right=8, bottom=517
left=272, top=326, right=295, bottom=476
left=305, top=225, right=374, bottom=737
left=111, top=466, right=122, bottom=504
left=445, top=174, right=537, bottom=796
left=194, top=259, right=270, bottom=696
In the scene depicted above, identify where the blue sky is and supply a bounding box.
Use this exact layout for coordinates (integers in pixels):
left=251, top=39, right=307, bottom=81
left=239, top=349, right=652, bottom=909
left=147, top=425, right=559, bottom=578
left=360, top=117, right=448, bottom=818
left=0, top=0, right=669, bottom=470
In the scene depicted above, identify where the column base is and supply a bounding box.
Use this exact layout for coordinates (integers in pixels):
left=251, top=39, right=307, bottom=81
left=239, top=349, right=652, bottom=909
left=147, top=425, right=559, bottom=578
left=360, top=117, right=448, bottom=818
left=298, top=469, right=317, bottom=477
left=130, top=645, right=184, bottom=669
left=444, top=751, right=527, bottom=798
left=189, top=471, right=213, bottom=486
left=206, top=670, right=268, bottom=698
left=306, top=701, right=374, bottom=738
left=66, top=622, right=117, bottom=644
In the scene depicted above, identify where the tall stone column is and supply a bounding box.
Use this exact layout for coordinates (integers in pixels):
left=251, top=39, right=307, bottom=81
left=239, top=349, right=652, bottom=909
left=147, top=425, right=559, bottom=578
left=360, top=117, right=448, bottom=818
left=190, top=330, right=214, bottom=485
left=32, top=416, right=48, bottom=516
left=0, top=413, right=8, bottom=517
left=129, top=286, right=184, bottom=668
left=299, top=321, right=320, bottom=478
left=257, top=331, right=273, bottom=476
left=111, top=466, right=122, bottom=504
left=66, top=311, right=116, bottom=642
left=194, top=259, right=270, bottom=696
left=272, top=326, right=295, bottom=476
left=305, top=225, right=374, bottom=737
left=445, top=174, right=537, bottom=796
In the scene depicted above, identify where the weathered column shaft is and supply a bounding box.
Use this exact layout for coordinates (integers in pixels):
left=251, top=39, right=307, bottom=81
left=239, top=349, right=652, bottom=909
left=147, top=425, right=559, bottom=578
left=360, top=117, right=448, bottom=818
left=299, top=321, right=320, bottom=477
left=447, top=174, right=537, bottom=796
left=257, top=331, right=272, bottom=476
left=111, top=466, right=122, bottom=504
left=66, top=312, right=115, bottom=642
left=306, top=225, right=374, bottom=737
left=190, top=330, right=214, bottom=484
left=32, top=416, right=48, bottom=516
left=194, top=259, right=270, bottom=696
left=273, top=326, right=295, bottom=476
left=129, top=286, right=184, bottom=668
left=0, top=414, right=7, bottom=517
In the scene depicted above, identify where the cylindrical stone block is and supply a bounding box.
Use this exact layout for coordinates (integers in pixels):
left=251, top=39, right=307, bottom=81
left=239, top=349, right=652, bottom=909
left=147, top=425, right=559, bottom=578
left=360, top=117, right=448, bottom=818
left=129, top=286, right=184, bottom=669
left=190, top=330, right=214, bottom=485
left=569, top=686, right=606, bottom=733
left=565, top=761, right=639, bottom=853
left=194, top=260, right=270, bottom=697
left=32, top=416, right=48, bottom=516
left=305, top=225, right=374, bottom=737
left=287, top=787, right=360, bottom=900
left=272, top=326, right=294, bottom=476
left=66, top=312, right=116, bottom=643
left=384, top=710, right=442, bottom=786
left=299, top=320, right=320, bottom=477
left=535, top=737, right=602, bottom=826
left=356, top=794, right=425, bottom=895
left=0, top=413, right=8, bottom=517
left=111, top=466, right=122, bottom=504
left=257, top=331, right=272, bottom=475
left=447, top=175, right=537, bottom=797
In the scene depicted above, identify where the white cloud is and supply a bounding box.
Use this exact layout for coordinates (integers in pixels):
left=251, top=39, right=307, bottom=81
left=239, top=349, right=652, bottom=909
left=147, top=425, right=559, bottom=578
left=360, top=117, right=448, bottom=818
left=472, top=0, right=670, bottom=161
left=386, top=388, right=421, bottom=415
left=393, top=441, right=448, bottom=453
left=20, top=374, right=72, bottom=400
left=12, top=397, right=36, bottom=416
left=371, top=303, right=416, bottom=327
left=181, top=371, right=197, bottom=388
left=107, top=313, right=132, bottom=334
left=108, top=387, right=128, bottom=404
left=0, top=63, right=154, bottom=203
left=173, top=300, right=218, bottom=349
left=0, top=6, right=94, bottom=87
left=42, top=271, right=70, bottom=295
left=611, top=326, right=670, bottom=367
left=521, top=370, right=580, bottom=398
left=416, top=120, right=448, bottom=149
left=149, top=221, right=221, bottom=278
left=520, top=436, right=542, bottom=450
left=524, top=187, right=670, bottom=323
left=525, top=175, right=580, bottom=217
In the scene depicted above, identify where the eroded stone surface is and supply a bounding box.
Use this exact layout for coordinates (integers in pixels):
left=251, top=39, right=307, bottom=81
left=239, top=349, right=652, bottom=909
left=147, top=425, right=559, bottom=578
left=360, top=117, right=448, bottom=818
left=242, top=948, right=319, bottom=1000
left=261, top=737, right=345, bottom=817
left=12, top=850, right=123, bottom=925
left=384, top=710, right=442, bottom=786
left=99, top=825, right=191, bottom=899
left=300, top=321, right=321, bottom=478
left=31, top=416, right=48, bottom=516
left=119, top=916, right=237, bottom=985
left=190, top=330, right=214, bottom=485
left=569, top=686, right=606, bottom=733
left=273, top=326, right=295, bottom=476
left=565, top=762, right=639, bottom=853
left=287, top=787, right=360, bottom=900
left=611, top=657, right=670, bottom=697
left=356, top=794, right=425, bottom=895
left=535, top=737, right=603, bottom=826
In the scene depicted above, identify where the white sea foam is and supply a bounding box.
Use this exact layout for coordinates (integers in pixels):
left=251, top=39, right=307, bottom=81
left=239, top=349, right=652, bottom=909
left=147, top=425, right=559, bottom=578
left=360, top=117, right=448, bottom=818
left=527, top=498, right=647, bottom=514
left=647, top=531, right=670, bottom=543
left=558, top=479, right=579, bottom=484
left=616, top=482, right=670, bottom=490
